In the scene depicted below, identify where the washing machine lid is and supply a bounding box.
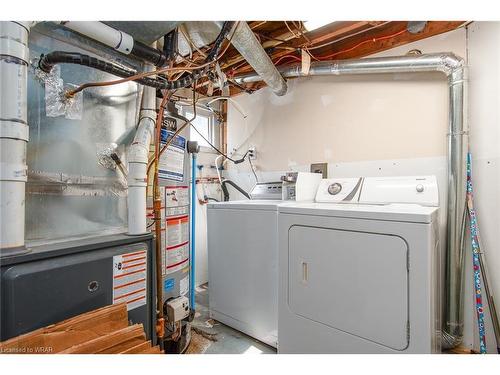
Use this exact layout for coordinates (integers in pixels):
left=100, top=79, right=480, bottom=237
left=279, top=202, right=438, bottom=223
left=208, top=200, right=285, bottom=211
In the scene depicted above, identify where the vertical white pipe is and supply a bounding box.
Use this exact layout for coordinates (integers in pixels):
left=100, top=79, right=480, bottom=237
left=0, top=22, right=31, bottom=250
left=127, top=63, right=156, bottom=235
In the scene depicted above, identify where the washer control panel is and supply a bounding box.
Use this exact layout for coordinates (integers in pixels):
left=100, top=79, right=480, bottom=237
left=250, top=182, right=283, bottom=200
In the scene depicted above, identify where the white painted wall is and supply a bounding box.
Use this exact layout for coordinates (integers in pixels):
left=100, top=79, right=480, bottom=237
left=224, top=26, right=500, bottom=352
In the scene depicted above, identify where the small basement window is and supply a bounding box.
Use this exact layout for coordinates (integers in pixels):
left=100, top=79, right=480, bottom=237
left=183, top=107, right=219, bottom=151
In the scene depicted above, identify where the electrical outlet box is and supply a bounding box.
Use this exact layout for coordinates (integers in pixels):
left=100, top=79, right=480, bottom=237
left=310, top=163, right=328, bottom=178
left=166, top=296, right=190, bottom=322
left=248, top=146, right=256, bottom=160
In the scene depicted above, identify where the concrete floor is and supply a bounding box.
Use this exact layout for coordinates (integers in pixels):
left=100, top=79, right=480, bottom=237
left=188, top=283, right=276, bottom=354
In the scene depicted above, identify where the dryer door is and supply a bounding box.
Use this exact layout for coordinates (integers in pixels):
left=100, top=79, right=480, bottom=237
left=288, top=226, right=409, bottom=351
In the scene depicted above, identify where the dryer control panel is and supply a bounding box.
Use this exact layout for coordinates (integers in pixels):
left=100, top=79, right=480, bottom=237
left=360, top=176, right=439, bottom=206
left=315, top=177, right=364, bottom=203
left=315, top=175, right=439, bottom=206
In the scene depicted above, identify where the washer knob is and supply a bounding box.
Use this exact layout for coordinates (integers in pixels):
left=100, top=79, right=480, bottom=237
left=416, top=184, right=424, bottom=193
left=328, top=183, right=342, bottom=195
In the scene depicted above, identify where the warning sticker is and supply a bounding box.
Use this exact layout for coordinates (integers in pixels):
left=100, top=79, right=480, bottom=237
left=166, top=241, right=189, bottom=274
left=113, top=250, right=147, bottom=311
left=166, top=215, right=189, bottom=246
left=165, top=186, right=189, bottom=217
left=159, top=130, right=186, bottom=182
left=180, top=275, right=189, bottom=296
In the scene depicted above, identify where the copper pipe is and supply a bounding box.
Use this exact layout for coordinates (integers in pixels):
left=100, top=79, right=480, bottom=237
left=153, top=94, right=169, bottom=340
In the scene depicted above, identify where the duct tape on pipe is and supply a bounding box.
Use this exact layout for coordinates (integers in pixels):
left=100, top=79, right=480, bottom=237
left=0, top=121, right=29, bottom=141
left=0, top=162, right=27, bottom=181
left=0, top=38, right=29, bottom=63
left=116, top=32, right=134, bottom=54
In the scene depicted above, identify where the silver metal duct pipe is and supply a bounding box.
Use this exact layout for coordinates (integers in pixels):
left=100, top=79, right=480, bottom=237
left=235, top=53, right=468, bottom=348
left=225, top=22, right=287, bottom=96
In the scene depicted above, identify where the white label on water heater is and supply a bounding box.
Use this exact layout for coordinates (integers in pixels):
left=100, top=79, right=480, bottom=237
left=180, top=275, right=189, bottom=297
left=163, top=185, right=190, bottom=275
left=164, top=186, right=189, bottom=217
left=159, top=131, right=186, bottom=181
left=165, top=215, right=189, bottom=275
left=112, top=249, right=148, bottom=311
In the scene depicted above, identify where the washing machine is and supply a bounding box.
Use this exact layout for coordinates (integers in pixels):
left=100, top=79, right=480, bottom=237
left=207, top=182, right=283, bottom=347
left=207, top=199, right=281, bottom=347
left=207, top=175, right=321, bottom=348
left=278, top=176, right=441, bottom=353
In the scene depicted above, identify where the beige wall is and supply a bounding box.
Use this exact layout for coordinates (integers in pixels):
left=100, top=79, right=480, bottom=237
left=227, top=28, right=466, bottom=171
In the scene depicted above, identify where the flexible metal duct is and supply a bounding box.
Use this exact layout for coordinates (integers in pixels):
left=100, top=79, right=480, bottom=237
left=220, top=22, right=287, bottom=96
left=235, top=53, right=467, bottom=348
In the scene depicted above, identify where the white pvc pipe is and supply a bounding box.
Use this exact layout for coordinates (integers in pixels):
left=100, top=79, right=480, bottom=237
left=127, top=63, right=156, bottom=235
left=0, top=21, right=31, bottom=250
left=62, top=21, right=134, bottom=55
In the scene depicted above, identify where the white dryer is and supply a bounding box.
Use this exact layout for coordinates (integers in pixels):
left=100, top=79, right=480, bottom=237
left=278, top=176, right=441, bottom=353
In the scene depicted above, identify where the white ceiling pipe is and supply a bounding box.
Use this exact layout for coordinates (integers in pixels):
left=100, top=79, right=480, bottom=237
left=61, top=21, right=134, bottom=55
left=0, top=21, right=32, bottom=252
left=127, top=63, right=156, bottom=235
left=59, top=21, right=173, bottom=67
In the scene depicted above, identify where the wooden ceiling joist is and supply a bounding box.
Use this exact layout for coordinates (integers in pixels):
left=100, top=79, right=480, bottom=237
left=189, top=21, right=466, bottom=96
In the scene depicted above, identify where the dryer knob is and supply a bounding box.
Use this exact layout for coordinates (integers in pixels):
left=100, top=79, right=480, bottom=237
left=328, top=183, right=342, bottom=195
left=416, top=184, right=425, bottom=193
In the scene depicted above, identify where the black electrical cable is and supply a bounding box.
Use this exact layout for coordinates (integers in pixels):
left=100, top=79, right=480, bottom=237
left=163, top=29, right=178, bottom=62
left=248, top=156, right=259, bottom=183
left=38, top=51, right=173, bottom=89
left=189, top=122, right=247, bottom=164
left=38, top=21, right=235, bottom=91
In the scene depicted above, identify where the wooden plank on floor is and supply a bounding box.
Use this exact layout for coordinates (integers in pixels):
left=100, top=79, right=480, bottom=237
left=58, top=324, right=145, bottom=354
left=0, top=303, right=128, bottom=354
left=119, top=341, right=153, bottom=354
left=140, top=346, right=162, bottom=354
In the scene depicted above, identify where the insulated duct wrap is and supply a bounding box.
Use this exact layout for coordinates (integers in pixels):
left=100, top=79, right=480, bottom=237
left=222, top=22, right=287, bottom=96
left=234, top=53, right=468, bottom=348
left=25, top=27, right=141, bottom=243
